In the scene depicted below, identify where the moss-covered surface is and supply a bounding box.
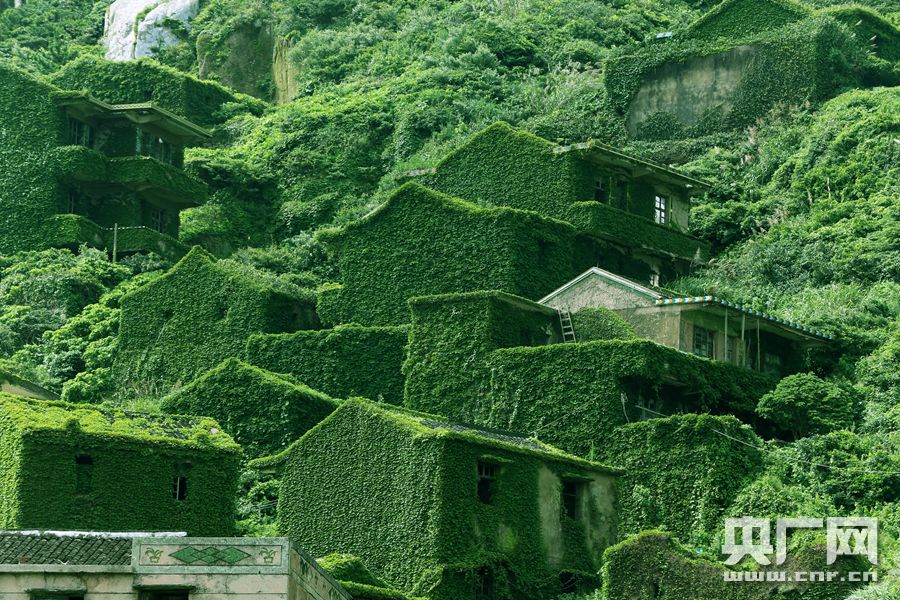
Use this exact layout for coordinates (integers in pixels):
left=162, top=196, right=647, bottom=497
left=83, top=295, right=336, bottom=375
left=404, top=291, right=775, bottom=456
left=50, top=56, right=264, bottom=127
left=161, top=358, right=338, bottom=457
left=246, top=324, right=408, bottom=404
left=570, top=307, right=636, bottom=341
left=112, top=247, right=318, bottom=397
left=606, top=11, right=875, bottom=140
left=319, top=183, right=591, bottom=325
left=600, top=414, right=764, bottom=544
left=267, top=398, right=618, bottom=600
left=0, top=393, right=239, bottom=533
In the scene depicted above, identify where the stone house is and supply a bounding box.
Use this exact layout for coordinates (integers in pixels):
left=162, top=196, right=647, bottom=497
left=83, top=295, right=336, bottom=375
left=0, top=531, right=350, bottom=600
left=413, top=122, right=711, bottom=283
left=261, top=398, right=620, bottom=600
left=0, top=63, right=209, bottom=261
left=539, top=267, right=832, bottom=377
left=0, top=393, right=240, bottom=534
left=112, top=247, right=318, bottom=395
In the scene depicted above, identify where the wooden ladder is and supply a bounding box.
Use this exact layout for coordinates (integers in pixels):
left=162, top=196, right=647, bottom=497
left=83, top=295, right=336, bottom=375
left=558, top=309, right=576, bottom=343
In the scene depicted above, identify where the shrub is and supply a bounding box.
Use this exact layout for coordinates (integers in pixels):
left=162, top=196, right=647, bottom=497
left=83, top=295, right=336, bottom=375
left=756, top=373, right=863, bottom=439
left=570, top=307, right=636, bottom=341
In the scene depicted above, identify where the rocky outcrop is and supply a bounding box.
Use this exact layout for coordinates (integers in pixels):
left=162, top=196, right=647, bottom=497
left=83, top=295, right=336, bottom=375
left=103, top=0, right=200, bottom=61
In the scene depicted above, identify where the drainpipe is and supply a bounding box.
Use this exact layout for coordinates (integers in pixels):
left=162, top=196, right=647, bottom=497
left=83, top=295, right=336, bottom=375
left=112, top=223, right=118, bottom=263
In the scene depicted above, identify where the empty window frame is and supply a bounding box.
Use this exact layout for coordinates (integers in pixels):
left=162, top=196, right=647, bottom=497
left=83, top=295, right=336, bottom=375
left=561, top=480, right=581, bottom=519
left=150, top=207, right=166, bottom=233
left=68, top=117, right=94, bottom=147
left=473, top=567, right=495, bottom=600
left=615, top=179, right=628, bottom=210
left=654, top=195, right=668, bottom=225
left=173, top=463, right=190, bottom=501
left=692, top=326, right=715, bottom=359
left=141, top=592, right=190, bottom=600
left=477, top=462, right=497, bottom=504
left=593, top=177, right=609, bottom=203
left=75, top=454, right=93, bottom=494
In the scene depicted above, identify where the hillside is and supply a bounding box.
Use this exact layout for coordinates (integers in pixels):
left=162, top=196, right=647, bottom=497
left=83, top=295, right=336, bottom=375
left=0, top=0, right=898, bottom=598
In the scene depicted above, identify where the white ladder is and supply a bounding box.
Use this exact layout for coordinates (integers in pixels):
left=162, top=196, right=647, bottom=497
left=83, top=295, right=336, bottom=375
left=558, top=309, right=576, bottom=343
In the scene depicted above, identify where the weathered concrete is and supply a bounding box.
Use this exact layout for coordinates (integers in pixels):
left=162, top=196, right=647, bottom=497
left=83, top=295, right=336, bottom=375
left=626, top=45, right=757, bottom=136
left=103, top=0, right=201, bottom=61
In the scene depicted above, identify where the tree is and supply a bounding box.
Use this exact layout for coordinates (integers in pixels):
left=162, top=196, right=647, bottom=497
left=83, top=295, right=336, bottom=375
left=756, top=372, right=862, bottom=439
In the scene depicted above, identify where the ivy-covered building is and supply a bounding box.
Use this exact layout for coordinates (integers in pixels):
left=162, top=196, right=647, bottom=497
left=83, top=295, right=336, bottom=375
left=539, top=267, right=832, bottom=377
left=0, top=63, right=210, bottom=260
left=404, top=290, right=775, bottom=457
left=414, top=122, right=711, bottom=281
left=317, top=182, right=595, bottom=325
left=161, top=358, right=339, bottom=457
left=261, top=399, right=620, bottom=600
left=605, top=0, right=898, bottom=139
left=0, top=393, right=240, bottom=534
left=113, top=247, right=319, bottom=396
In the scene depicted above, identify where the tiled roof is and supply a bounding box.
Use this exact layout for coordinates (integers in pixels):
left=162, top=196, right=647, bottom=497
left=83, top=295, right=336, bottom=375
left=656, top=296, right=833, bottom=339
left=0, top=532, right=133, bottom=565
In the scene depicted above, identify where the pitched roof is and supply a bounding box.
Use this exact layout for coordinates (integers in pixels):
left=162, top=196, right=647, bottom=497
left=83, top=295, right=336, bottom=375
left=539, top=267, right=661, bottom=304
left=0, top=532, right=129, bottom=565
left=0, top=393, right=239, bottom=452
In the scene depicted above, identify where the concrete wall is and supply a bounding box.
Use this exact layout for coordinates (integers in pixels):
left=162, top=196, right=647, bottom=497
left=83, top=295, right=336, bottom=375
left=542, top=272, right=655, bottom=313
left=626, top=45, right=757, bottom=136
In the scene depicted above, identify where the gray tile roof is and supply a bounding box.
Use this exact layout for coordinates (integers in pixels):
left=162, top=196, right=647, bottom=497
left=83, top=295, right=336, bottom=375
left=0, top=532, right=132, bottom=565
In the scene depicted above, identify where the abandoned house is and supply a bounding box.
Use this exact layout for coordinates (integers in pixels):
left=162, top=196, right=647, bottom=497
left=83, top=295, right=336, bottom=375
left=0, top=531, right=350, bottom=600
left=0, top=63, right=209, bottom=260
left=260, top=398, right=620, bottom=600
left=0, top=393, right=240, bottom=534
left=539, top=267, right=832, bottom=377
left=410, top=122, right=711, bottom=283
left=112, top=247, right=319, bottom=395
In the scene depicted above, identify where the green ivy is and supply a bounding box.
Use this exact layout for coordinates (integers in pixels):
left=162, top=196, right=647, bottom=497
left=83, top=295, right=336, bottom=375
left=161, top=357, right=338, bottom=457
left=0, top=392, right=239, bottom=534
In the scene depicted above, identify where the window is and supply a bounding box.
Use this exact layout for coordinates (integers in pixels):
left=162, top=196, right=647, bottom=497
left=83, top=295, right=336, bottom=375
left=654, top=195, right=668, bottom=225
left=560, top=572, right=578, bottom=594
left=151, top=207, right=166, bottom=233
left=593, top=178, right=608, bottom=203
left=615, top=179, right=628, bottom=210
left=67, top=189, right=78, bottom=214
left=561, top=480, right=580, bottom=519
left=75, top=455, right=93, bottom=494
left=477, top=462, right=496, bottom=504
left=141, top=592, right=190, bottom=600
left=692, top=326, right=715, bottom=359
left=68, top=117, right=93, bottom=147
left=173, top=462, right=190, bottom=501
left=32, top=594, right=84, bottom=600
left=474, top=567, right=494, bottom=600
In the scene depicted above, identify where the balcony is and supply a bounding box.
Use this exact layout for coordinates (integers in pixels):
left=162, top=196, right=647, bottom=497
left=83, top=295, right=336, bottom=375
left=46, top=214, right=189, bottom=261
left=52, top=147, right=207, bottom=207
left=567, top=201, right=710, bottom=262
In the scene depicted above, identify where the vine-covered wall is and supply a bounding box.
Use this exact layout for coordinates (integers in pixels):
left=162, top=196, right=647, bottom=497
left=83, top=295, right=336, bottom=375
left=271, top=399, right=618, bottom=600
left=0, top=64, right=66, bottom=254
left=318, top=183, right=590, bottom=325
left=600, top=414, right=764, bottom=543
left=607, top=9, right=874, bottom=140
left=245, top=324, right=409, bottom=404
left=160, top=358, right=338, bottom=457
left=404, top=291, right=775, bottom=457
left=113, top=247, right=318, bottom=396
left=0, top=393, right=240, bottom=534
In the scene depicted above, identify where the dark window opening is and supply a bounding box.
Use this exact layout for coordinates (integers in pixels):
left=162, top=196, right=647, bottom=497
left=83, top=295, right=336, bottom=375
left=139, top=133, right=175, bottom=165
left=477, top=462, right=496, bottom=504
left=150, top=207, right=167, bottom=233
left=142, top=592, right=190, bottom=600
left=560, top=572, right=578, bottom=594
left=593, top=177, right=609, bottom=203
left=67, top=188, right=79, bottom=214
left=173, top=476, right=188, bottom=501
left=692, top=326, right=715, bottom=359
left=615, top=179, right=628, bottom=210
left=474, top=567, right=495, bottom=600
left=561, top=480, right=580, bottom=519
left=75, top=454, right=93, bottom=494
left=68, top=117, right=94, bottom=148
left=173, top=462, right=190, bottom=501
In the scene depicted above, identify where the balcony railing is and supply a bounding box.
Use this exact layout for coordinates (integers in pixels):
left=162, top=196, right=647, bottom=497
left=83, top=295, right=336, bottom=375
left=46, top=214, right=189, bottom=261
